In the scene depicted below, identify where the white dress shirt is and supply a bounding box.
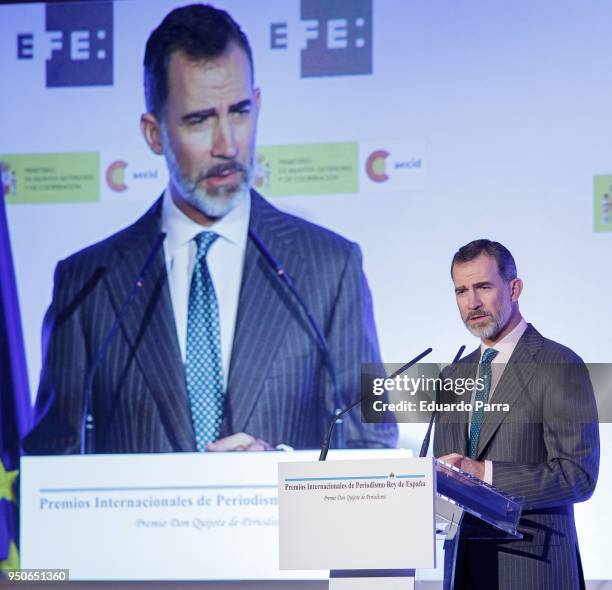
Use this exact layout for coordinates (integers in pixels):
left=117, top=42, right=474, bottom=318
left=161, top=188, right=250, bottom=389
left=474, top=317, right=528, bottom=484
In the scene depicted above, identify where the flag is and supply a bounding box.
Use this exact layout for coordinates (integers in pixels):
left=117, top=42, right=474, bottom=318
left=0, top=179, right=31, bottom=570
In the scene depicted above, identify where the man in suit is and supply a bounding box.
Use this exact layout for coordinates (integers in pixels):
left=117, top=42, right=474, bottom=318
left=24, top=4, right=396, bottom=454
left=434, top=239, right=599, bottom=590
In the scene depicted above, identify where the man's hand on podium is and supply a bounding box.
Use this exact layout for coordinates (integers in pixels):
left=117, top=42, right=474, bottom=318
left=438, top=453, right=485, bottom=481
left=207, top=432, right=274, bottom=452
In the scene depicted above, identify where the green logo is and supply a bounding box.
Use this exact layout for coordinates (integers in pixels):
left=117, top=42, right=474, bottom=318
left=254, top=142, right=358, bottom=196
left=594, top=175, right=612, bottom=232
left=0, top=152, right=99, bottom=204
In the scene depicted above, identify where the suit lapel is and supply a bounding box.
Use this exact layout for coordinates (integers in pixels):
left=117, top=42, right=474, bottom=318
left=475, top=324, right=542, bottom=458
left=104, top=200, right=195, bottom=451
left=224, top=192, right=305, bottom=434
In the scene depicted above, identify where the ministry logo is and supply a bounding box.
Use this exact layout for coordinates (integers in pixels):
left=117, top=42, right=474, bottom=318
left=17, top=1, right=113, bottom=87
left=270, top=0, right=372, bottom=78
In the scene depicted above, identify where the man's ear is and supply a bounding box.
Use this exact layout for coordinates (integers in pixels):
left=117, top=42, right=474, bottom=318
left=510, top=277, right=523, bottom=302
left=140, top=113, right=164, bottom=155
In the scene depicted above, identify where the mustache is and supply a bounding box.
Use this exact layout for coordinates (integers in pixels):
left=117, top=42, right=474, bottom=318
left=466, top=310, right=491, bottom=320
left=197, top=161, right=247, bottom=182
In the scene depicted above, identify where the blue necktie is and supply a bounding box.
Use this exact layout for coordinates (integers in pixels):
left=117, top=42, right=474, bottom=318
left=468, top=347, right=498, bottom=458
left=186, top=231, right=224, bottom=451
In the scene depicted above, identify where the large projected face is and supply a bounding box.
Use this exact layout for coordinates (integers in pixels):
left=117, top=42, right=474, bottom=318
left=145, top=43, right=260, bottom=222
left=452, top=253, right=522, bottom=343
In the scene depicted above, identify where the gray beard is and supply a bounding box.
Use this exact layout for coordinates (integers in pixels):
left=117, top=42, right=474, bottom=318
left=464, top=302, right=513, bottom=341
left=161, top=126, right=250, bottom=219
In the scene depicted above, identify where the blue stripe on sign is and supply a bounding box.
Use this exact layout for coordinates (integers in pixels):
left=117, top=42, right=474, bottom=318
left=40, top=484, right=277, bottom=493
left=285, top=475, right=425, bottom=482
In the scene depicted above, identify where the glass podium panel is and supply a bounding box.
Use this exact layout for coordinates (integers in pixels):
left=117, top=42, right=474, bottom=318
left=435, top=459, right=523, bottom=540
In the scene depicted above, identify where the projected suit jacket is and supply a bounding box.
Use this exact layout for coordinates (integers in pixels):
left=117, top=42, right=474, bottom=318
left=434, top=324, right=599, bottom=590
left=24, top=191, right=397, bottom=453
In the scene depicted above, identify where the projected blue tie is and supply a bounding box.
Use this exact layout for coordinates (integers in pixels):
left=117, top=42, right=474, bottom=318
left=468, top=347, right=498, bottom=459
left=186, top=231, right=224, bottom=451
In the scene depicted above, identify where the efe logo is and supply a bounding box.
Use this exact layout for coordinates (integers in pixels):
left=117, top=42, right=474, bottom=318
left=16, top=1, right=113, bottom=87
left=270, top=0, right=372, bottom=78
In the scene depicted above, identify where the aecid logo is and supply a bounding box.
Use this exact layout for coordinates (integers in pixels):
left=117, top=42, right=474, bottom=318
left=105, top=160, right=160, bottom=194
left=106, top=160, right=127, bottom=192
left=365, top=150, right=389, bottom=183
left=365, top=149, right=422, bottom=183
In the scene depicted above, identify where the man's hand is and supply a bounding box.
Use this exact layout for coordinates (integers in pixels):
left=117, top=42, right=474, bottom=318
left=207, top=433, right=273, bottom=452
left=438, top=453, right=485, bottom=480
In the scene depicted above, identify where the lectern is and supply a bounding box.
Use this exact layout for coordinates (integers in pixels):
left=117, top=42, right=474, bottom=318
left=278, top=457, right=522, bottom=589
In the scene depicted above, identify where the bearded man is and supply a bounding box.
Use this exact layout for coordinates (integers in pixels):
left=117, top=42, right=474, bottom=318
left=434, top=239, right=599, bottom=590
left=24, top=4, right=396, bottom=455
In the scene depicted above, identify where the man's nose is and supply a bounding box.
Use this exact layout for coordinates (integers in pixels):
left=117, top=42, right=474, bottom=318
left=212, top=118, right=238, bottom=159
left=467, top=290, right=482, bottom=309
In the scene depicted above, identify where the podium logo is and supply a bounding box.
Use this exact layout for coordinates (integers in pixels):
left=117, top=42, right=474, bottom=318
left=270, top=0, right=372, bottom=78
left=16, top=1, right=113, bottom=87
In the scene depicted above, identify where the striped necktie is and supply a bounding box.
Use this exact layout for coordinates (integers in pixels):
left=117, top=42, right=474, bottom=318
left=468, top=347, right=498, bottom=458
left=186, top=231, right=224, bottom=451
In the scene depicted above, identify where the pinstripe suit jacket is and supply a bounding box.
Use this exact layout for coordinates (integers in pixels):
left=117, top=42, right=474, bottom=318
left=24, top=191, right=397, bottom=454
left=434, top=324, right=599, bottom=590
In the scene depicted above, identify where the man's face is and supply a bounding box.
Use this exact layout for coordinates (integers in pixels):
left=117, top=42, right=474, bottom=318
left=452, top=253, right=516, bottom=341
left=157, top=44, right=260, bottom=219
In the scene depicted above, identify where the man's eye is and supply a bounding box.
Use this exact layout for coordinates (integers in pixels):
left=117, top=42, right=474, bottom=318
left=186, top=115, right=209, bottom=125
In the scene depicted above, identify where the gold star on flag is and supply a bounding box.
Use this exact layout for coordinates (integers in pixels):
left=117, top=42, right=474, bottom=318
left=0, top=461, right=18, bottom=503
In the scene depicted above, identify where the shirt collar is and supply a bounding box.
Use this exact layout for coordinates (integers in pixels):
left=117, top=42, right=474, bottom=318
left=480, top=317, right=528, bottom=363
left=161, top=186, right=251, bottom=257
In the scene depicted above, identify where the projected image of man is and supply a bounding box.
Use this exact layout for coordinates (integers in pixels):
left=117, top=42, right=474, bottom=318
left=24, top=4, right=396, bottom=455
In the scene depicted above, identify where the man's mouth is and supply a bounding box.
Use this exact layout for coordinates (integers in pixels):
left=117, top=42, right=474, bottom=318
left=207, top=169, right=240, bottom=185
left=203, top=164, right=244, bottom=187
left=468, top=313, right=489, bottom=322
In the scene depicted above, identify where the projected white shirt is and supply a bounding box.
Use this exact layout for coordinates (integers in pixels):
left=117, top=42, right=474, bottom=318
left=161, top=188, right=250, bottom=389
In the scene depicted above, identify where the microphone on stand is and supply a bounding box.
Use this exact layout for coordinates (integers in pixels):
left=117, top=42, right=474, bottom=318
left=418, top=344, right=466, bottom=458
left=319, top=347, right=434, bottom=461
left=248, top=229, right=345, bottom=450
left=80, top=232, right=166, bottom=454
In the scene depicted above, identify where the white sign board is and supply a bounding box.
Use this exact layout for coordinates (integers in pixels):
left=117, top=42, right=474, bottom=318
left=278, top=457, right=436, bottom=571
left=20, top=449, right=408, bottom=581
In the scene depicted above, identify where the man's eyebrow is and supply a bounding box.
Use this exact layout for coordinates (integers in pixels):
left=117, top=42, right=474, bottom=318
left=229, top=98, right=252, bottom=112
left=454, top=281, right=494, bottom=292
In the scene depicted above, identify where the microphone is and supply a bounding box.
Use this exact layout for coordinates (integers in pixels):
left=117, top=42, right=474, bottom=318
left=80, top=232, right=167, bottom=454
left=248, top=229, right=345, bottom=449
left=418, top=344, right=466, bottom=458
left=319, top=347, right=433, bottom=461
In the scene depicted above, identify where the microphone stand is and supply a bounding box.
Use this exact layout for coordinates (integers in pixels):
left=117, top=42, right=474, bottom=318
left=248, top=229, right=345, bottom=449
left=319, top=347, right=433, bottom=461
left=80, top=232, right=166, bottom=454
left=418, top=344, right=466, bottom=458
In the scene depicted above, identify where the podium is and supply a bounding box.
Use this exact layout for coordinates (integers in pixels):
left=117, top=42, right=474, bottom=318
left=20, top=450, right=521, bottom=585
left=278, top=457, right=523, bottom=589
